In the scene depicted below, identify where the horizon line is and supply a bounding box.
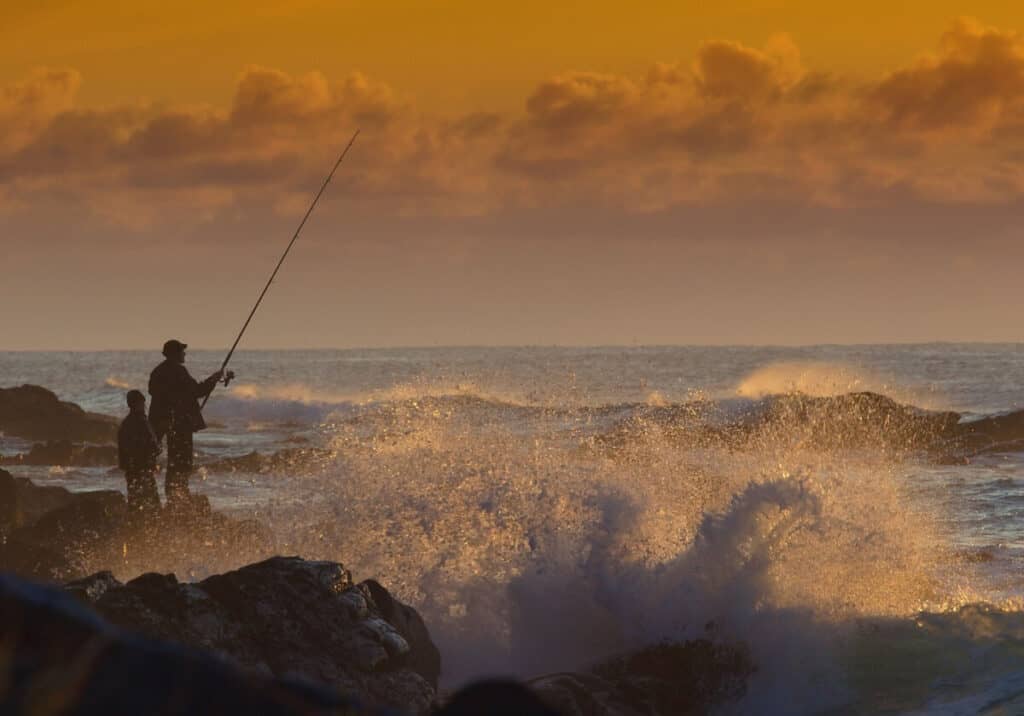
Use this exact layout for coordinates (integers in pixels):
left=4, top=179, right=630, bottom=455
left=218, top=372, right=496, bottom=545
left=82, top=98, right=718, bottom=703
left=3, top=340, right=1024, bottom=353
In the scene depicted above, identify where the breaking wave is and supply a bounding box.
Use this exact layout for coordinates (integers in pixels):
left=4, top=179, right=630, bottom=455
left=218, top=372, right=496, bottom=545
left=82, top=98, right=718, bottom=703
left=254, top=379, right=1020, bottom=713
left=735, top=361, right=946, bottom=410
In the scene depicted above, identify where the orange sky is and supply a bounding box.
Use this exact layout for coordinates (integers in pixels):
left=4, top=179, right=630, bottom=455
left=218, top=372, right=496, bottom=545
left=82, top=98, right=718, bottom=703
left=3, top=4, right=1024, bottom=349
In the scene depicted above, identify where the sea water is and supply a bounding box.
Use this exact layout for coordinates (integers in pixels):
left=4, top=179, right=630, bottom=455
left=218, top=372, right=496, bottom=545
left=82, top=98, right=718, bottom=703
left=4, top=344, right=1024, bottom=714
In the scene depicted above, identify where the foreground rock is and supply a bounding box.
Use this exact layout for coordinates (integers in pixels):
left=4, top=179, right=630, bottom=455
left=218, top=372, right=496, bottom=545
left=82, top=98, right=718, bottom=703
left=531, top=641, right=753, bottom=716
left=68, top=556, right=440, bottom=715
left=0, top=569, right=391, bottom=715
left=0, top=384, right=117, bottom=442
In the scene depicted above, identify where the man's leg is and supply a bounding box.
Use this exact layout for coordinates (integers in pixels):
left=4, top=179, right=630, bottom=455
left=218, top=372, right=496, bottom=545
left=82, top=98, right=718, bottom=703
left=125, top=471, right=142, bottom=512
left=165, top=425, right=194, bottom=506
left=139, top=471, right=161, bottom=513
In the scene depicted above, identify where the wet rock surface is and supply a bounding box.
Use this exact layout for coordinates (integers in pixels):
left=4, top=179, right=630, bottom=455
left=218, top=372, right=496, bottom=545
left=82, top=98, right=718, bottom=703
left=0, top=384, right=117, bottom=442
left=599, top=390, right=1024, bottom=462
left=203, top=447, right=335, bottom=474
left=530, top=640, right=753, bottom=716
left=0, top=467, right=75, bottom=535
left=72, top=556, right=439, bottom=715
left=0, top=569, right=389, bottom=715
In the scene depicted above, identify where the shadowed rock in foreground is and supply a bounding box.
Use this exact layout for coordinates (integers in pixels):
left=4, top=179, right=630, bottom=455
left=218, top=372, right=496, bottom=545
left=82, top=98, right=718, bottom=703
left=530, top=641, right=753, bottom=716
left=0, top=384, right=118, bottom=442
left=0, top=569, right=400, bottom=715
left=66, top=557, right=440, bottom=714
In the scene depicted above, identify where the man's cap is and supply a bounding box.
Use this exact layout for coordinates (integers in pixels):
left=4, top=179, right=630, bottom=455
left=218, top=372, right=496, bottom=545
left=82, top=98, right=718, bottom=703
left=126, top=389, right=146, bottom=406
left=162, top=339, right=187, bottom=357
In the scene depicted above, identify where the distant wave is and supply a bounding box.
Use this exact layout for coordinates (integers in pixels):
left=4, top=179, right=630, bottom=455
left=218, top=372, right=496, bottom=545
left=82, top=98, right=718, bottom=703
left=104, top=376, right=134, bottom=390
left=734, top=360, right=946, bottom=410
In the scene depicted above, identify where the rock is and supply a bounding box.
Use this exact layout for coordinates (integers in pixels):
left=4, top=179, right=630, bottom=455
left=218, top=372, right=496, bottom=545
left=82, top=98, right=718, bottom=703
left=203, top=447, right=335, bottom=474
left=0, top=440, right=119, bottom=466
left=953, top=410, right=1024, bottom=454
left=64, top=570, right=122, bottom=604
left=0, top=467, right=75, bottom=536
left=436, top=680, right=559, bottom=715
left=0, top=534, right=71, bottom=582
left=0, top=570, right=386, bottom=715
left=530, top=640, right=754, bottom=716
left=599, top=391, right=968, bottom=459
left=0, top=475, right=276, bottom=583
left=362, top=578, right=441, bottom=688
left=85, top=556, right=439, bottom=714
left=8, top=488, right=128, bottom=580
left=0, top=384, right=118, bottom=442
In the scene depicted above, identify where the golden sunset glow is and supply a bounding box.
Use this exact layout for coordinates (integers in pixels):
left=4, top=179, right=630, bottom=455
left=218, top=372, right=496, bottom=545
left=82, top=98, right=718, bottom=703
left=3, top=3, right=1024, bottom=348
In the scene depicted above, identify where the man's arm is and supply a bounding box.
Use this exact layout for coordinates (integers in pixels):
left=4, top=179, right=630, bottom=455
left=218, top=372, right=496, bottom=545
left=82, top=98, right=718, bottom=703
left=179, top=365, right=223, bottom=399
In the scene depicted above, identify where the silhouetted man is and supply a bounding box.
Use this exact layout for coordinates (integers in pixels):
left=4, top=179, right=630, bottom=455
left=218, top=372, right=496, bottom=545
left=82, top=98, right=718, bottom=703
left=118, top=390, right=161, bottom=515
left=148, top=340, right=224, bottom=507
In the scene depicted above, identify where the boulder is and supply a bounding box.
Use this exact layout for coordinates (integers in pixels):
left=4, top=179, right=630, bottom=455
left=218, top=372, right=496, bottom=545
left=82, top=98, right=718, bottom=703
left=0, top=570, right=386, bottom=715
left=953, top=409, right=1024, bottom=454
left=435, top=680, right=559, bottom=715
left=0, top=467, right=75, bottom=536
left=0, top=384, right=118, bottom=442
left=530, top=640, right=753, bottom=716
left=8, top=488, right=128, bottom=580
left=77, top=556, right=438, bottom=714
left=203, top=447, right=335, bottom=474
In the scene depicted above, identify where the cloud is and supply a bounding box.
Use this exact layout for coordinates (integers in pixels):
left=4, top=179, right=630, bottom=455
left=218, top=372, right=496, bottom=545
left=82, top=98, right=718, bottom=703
left=0, top=68, right=81, bottom=153
left=4, top=18, right=1024, bottom=227
left=693, top=34, right=804, bottom=102
left=869, top=18, right=1024, bottom=132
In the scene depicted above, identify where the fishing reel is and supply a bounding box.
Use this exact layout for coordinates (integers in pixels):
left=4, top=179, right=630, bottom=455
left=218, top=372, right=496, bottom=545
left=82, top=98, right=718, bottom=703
left=222, top=370, right=236, bottom=388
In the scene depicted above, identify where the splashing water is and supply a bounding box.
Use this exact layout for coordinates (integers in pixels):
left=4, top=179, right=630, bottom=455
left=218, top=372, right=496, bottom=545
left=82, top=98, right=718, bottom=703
left=263, top=380, right=976, bottom=712
left=10, top=347, right=1024, bottom=714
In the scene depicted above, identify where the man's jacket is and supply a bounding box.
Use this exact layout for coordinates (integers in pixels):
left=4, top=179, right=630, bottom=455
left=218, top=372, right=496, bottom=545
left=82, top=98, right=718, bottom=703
left=118, top=412, right=160, bottom=473
left=148, top=360, right=218, bottom=436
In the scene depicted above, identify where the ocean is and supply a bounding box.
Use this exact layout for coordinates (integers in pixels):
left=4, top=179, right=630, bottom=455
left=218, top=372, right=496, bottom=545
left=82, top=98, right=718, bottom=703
left=4, top=344, right=1024, bottom=714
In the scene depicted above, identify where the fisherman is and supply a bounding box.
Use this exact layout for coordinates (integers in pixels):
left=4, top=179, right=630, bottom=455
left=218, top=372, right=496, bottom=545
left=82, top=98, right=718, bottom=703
left=148, top=340, right=230, bottom=507
left=117, top=389, right=161, bottom=515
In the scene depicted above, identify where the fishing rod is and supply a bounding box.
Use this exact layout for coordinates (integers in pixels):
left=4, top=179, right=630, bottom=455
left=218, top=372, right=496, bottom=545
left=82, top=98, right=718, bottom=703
left=201, top=129, right=360, bottom=409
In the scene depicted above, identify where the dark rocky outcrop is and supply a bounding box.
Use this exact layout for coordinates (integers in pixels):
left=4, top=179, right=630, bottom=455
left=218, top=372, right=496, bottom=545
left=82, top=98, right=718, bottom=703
left=0, top=467, right=75, bottom=535
left=10, top=488, right=128, bottom=578
left=0, top=570, right=388, bottom=715
left=0, top=384, right=117, bottom=442
left=530, top=640, right=753, bottom=716
left=435, top=680, right=559, bottom=715
left=0, top=439, right=119, bottom=467
left=70, top=556, right=439, bottom=715
left=597, top=391, right=1024, bottom=462
left=0, top=472, right=274, bottom=583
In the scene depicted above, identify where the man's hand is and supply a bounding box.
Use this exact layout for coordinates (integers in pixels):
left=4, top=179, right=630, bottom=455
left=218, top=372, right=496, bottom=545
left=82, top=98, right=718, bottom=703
left=211, top=369, right=225, bottom=382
